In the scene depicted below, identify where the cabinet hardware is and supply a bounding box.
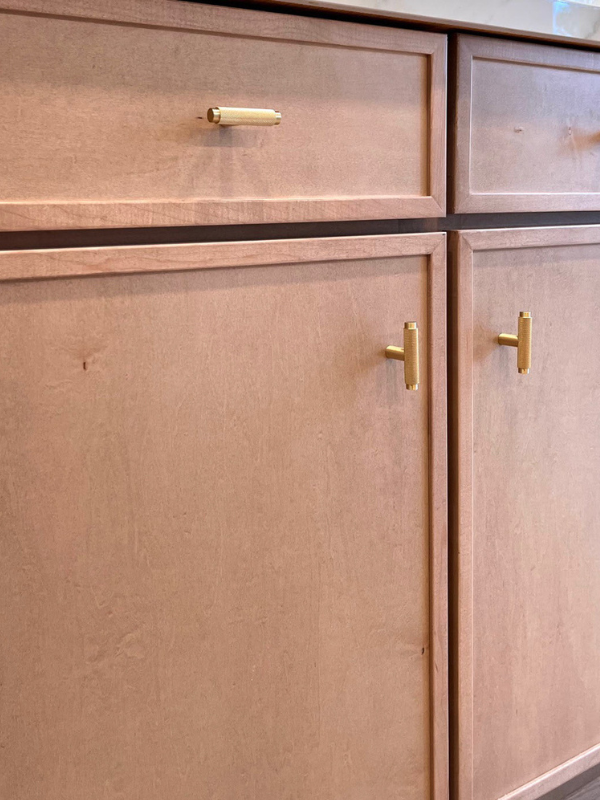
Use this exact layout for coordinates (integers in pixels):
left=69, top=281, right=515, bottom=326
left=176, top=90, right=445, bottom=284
left=385, top=321, right=420, bottom=390
left=498, top=311, right=532, bottom=374
left=206, top=107, right=282, bottom=126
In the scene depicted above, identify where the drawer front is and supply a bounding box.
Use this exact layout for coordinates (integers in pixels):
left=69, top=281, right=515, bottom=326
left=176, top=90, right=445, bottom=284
left=453, top=35, right=600, bottom=213
left=0, top=0, right=446, bottom=231
left=0, top=234, right=447, bottom=800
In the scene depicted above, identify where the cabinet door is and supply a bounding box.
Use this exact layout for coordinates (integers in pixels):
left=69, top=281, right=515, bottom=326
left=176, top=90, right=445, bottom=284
left=452, top=226, right=600, bottom=800
left=0, top=234, right=447, bottom=800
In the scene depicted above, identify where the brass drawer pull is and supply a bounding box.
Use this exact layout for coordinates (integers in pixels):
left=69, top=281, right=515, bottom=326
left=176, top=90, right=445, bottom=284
left=206, top=107, right=282, bottom=126
left=499, top=311, right=532, bottom=374
left=385, top=322, right=420, bottom=391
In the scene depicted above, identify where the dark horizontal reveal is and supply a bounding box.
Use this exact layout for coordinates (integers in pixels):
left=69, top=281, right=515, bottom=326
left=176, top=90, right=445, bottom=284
left=3, top=212, right=600, bottom=252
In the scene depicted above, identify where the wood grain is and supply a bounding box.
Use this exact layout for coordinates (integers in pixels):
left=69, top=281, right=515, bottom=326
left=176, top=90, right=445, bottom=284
left=453, top=36, right=600, bottom=214
left=452, top=225, right=600, bottom=800
left=0, top=0, right=446, bottom=231
left=0, top=233, right=447, bottom=800
left=0, top=232, right=444, bottom=282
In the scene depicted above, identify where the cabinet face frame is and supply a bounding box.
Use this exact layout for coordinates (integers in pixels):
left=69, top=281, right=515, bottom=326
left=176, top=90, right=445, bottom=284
left=451, top=225, right=600, bottom=800
left=0, top=0, right=446, bottom=231
left=0, top=232, right=448, bottom=799
left=452, top=36, right=600, bottom=214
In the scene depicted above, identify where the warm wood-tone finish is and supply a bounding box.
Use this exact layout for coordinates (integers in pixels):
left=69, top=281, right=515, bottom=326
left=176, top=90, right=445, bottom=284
left=452, top=36, right=600, bottom=214
left=451, top=225, right=600, bottom=800
left=0, top=233, right=443, bottom=282
left=0, top=0, right=446, bottom=231
left=0, top=233, right=447, bottom=800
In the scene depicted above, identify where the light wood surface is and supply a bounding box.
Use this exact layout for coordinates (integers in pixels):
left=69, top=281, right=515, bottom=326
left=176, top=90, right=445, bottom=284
left=0, top=233, right=447, bottom=800
left=0, top=0, right=446, bottom=231
left=452, top=225, right=600, bottom=800
left=453, top=36, right=600, bottom=214
left=0, top=232, right=445, bottom=282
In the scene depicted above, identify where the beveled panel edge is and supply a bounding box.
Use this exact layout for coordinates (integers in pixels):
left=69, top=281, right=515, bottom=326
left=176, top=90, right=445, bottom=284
left=428, top=234, right=450, bottom=800
left=0, top=0, right=445, bottom=54
left=454, top=194, right=600, bottom=215
left=459, top=33, right=600, bottom=74
left=0, top=196, right=446, bottom=234
left=0, top=231, right=446, bottom=282
left=429, top=35, right=448, bottom=215
left=452, top=36, right=477, bottom=215
left=459, top=223, right=600, bottom=252
left=449, top=229, right=475, bottom=800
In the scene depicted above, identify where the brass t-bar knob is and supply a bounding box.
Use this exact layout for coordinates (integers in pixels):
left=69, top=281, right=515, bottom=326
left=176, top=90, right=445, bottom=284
left=498, top=311, right=532, bottom=374
left=206, top=107, right=282, bottom=126
left=385, top=322, right=420, bottom=390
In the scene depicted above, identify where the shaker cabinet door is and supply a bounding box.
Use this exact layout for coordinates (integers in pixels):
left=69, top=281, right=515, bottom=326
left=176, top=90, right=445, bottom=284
left=452, top=226, right=600, bottom=800
left=0, top=234, right=447, bottom=800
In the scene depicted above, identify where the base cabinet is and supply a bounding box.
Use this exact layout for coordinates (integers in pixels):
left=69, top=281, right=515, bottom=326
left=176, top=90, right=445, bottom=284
left=0, top=234, right=447, bottom=800
left=452, top=226, right=600, bottom=800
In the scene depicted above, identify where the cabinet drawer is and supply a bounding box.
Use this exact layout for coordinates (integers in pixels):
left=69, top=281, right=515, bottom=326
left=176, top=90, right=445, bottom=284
left=0, top=234, right=447, bottom=799
left=0, top=0, right=446, bottom=231
left=453, top=36, right=600, bottom=213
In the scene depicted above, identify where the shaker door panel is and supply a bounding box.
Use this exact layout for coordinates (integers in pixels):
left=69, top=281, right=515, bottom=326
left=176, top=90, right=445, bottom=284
left=453, top=226, right=600, bottom=800
left=0, top=234, right=447, bottom=800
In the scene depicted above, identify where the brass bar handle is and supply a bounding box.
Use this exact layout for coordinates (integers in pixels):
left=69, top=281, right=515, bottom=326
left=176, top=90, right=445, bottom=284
left=499, top=311, right=532, bottom=374
left=206, top=107, right=282, bottom=127
left=385, top=322, right=420, bottom=391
